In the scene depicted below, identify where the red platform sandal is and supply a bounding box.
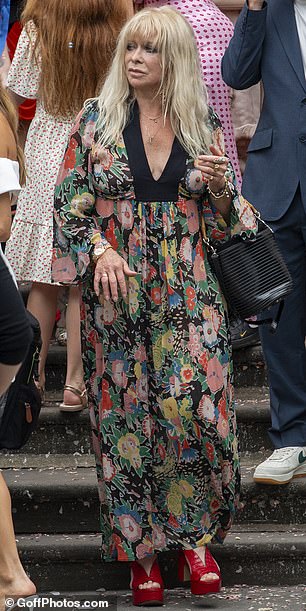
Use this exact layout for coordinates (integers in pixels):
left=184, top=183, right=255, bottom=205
left=178, top=547, right=221, bottom=595
left=130, top=558, right=164, bottom=607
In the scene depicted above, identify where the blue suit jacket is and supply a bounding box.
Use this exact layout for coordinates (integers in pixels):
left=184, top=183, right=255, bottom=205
left=222, top=0, right=306, bottom=221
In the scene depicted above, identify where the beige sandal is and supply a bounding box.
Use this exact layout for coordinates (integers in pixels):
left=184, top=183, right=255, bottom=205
left=59, top=385, right=87, bottom=412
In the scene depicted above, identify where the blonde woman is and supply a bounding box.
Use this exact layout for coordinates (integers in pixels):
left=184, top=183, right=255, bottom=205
left=135, top=0, right=242, bottom=187
left=53, top=7, right=257, bottom=606
left=5, top=0, right=132, bottom=408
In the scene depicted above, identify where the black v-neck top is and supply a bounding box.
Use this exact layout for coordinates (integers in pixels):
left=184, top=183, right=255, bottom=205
left=123, top=103, right=188, bottom=202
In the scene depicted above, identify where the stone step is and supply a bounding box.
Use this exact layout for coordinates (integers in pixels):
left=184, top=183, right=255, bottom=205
left=45, top=344, right=268, bottom=391
left=2, top=456, right=305, bottom=533
left=17, top=525, right=306, bottom=591
left=5, top=386, right=272, bottom=455
left=235, top=386, right=272, bottom=452
left=40, top=586, right=306, bottom=611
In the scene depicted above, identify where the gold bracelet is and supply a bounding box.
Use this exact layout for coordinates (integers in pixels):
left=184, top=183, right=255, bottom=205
left=207, top=177, right=231, bottom=199
left=92, top=243, right=113, bottom=265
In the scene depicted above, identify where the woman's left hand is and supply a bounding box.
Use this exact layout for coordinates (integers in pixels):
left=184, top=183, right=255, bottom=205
left=195, top=144, right=228, bottom=193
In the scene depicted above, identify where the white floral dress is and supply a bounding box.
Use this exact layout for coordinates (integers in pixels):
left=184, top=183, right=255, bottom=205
left=5, top=23, right=75, bottom=283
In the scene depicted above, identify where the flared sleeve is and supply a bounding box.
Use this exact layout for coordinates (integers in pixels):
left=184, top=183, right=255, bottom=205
left=6, top=21, right=40, bottom=99
left=52, top=100, right=110, bottom=285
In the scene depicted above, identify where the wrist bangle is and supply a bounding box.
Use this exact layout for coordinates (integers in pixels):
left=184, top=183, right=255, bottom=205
left=207, top=177, right=231, bottom=199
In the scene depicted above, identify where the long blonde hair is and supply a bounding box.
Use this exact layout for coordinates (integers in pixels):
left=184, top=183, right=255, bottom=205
left=0, top=82, right=25, bottom=184
left=21, top=0, right=132, bottom=118
left=96, top=6, right=212, bottom=157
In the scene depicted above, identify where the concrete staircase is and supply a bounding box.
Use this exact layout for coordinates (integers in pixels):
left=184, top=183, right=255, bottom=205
left=1, top=345, right=305, bottom=592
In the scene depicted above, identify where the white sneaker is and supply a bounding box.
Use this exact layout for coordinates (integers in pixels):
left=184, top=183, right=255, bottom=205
left=253, top=446, right=306, bottom=484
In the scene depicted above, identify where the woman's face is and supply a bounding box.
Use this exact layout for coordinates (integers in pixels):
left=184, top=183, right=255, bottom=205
left=124, top=37, right=162, bottom=93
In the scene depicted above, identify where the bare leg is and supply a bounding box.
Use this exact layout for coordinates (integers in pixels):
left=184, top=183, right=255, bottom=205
left=0, top=474, right=36, bottom=599
left=63, top=285, right=84, bottom=406
left=27, top=282, right=59, bottom=390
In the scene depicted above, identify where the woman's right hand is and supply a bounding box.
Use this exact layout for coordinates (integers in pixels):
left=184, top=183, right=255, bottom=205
left=94, top=248, right=137, bottom=302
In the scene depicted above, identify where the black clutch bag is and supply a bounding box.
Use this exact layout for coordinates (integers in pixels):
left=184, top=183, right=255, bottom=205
left=202, top=210, right=293, bottom=330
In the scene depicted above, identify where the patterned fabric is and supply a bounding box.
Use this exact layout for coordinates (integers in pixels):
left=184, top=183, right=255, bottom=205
left=141, top=0, right=241, bottom=186
left=5, top=22, right=75, bottom=283
left=53, top=100, right=257, bottom=562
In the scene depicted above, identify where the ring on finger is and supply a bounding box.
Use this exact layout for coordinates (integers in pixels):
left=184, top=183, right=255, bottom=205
left=101, top=273, right=108, bottom=278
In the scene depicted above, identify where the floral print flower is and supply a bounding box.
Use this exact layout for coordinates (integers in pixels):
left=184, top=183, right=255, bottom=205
left=82, top=120, right=96, bottom=148
left=51, top=256, right=77, bottom=284
left=187, top=323, right=202, bottom=358
left=181, top=365, right=194, bottom=383
left=162, top=330, right=173, bottom=352
left=118, top=514, right=142, bottom=543
left=179, top=479, right=193, bottom=498
left=151, top=286, right=161, bottom=305
left=152, top=524, right=167, bottom=549
left=207, top=356, right=224, bottom=393
left=203, top=320, right=218, bottom=347
left=197, top=395, right=216, bottom=422
left=162, top=397, right=179, bottom=419
left=117, top=200, right=134, bottom=230
left=102, top=455, right=116, bottom=481
left=142, top=414, right=155, bottom=439
left=179, top=398, right=193, bottom=420
left=112, top=359, right=128, bottom=388
left=180, top=237, right=193, bottom=264
left=117, top=433, right=141, bottom=469
left=193, top=253, right=207, bottom=282
left=217, top=416, right=230, bottom=439
left=222, top=461, right=233, bottom=486
left=95, top=198, right=114, bottom=217
left=103, top=300, right=117, bottom=325
left=186, top=199, right=199, bottom=233
left=70, top=193, right=95, bottom=218
left=136, top=375, right=148, bottom=402
left=185, top=169, right=205, bottom=193
left=167, top=492, right=183, bottom=516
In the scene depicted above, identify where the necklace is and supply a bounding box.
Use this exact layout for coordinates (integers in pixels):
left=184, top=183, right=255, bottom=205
left=140, top=113, right=163, bottom=145
left=141, top=111, right=162, bottom=124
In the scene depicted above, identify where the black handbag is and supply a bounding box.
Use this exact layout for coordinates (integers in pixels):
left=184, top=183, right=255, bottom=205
left=0, top=311, right=42, bottom=450
left=202, top=207, right=293, bottom=331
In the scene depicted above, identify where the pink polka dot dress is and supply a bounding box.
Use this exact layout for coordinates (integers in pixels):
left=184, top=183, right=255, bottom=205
left=142, top=0, right=241, bottom=185
left=5, top=23, right=75, bottom=283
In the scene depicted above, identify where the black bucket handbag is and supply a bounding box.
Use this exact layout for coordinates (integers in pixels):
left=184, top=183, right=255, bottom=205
left=202, top=205, right=293, bottom=331
left=0, top=311, right=42, bottom=450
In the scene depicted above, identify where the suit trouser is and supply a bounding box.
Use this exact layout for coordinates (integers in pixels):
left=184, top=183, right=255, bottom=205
left=259, top=187, right=306, bottom=447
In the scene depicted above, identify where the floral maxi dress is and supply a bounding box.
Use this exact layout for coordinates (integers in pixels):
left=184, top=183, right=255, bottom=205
left=52, top=100, right=257, bottom=562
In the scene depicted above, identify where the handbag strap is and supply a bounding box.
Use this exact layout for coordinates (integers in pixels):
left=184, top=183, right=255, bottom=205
left=200, top=197, right=271, bottom=250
